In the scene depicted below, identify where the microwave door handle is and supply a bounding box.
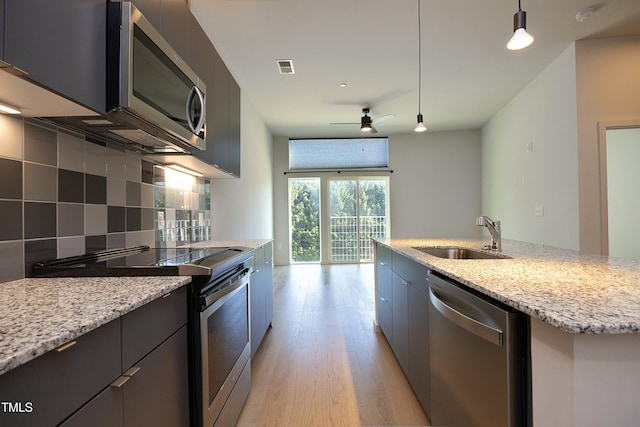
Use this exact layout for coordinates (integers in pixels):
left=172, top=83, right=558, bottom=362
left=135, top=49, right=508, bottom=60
left=186, top=86, right=206, bottom=135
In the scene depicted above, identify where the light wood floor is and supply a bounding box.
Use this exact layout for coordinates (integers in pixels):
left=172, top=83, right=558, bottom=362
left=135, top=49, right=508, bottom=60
left=237, top=264, right=431, bottom=427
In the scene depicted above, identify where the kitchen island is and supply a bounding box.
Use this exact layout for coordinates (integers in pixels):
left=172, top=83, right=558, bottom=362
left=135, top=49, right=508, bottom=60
left=375, top=237, right=640, bottom=427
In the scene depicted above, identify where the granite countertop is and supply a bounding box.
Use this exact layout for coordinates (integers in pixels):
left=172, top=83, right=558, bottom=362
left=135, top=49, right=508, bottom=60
left=0, top=276, right=190, bottom=376
left=0, top=239, right=273, bottom=376
left=375, top=237, right=640, bottom=335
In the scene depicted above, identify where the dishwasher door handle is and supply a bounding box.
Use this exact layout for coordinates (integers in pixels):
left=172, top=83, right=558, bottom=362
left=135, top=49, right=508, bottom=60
left=429, top=287, right=503, bottom=346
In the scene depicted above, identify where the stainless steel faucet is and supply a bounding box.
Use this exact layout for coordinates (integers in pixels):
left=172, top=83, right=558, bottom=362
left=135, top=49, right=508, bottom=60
left=476, top=215, right=501, bottom=251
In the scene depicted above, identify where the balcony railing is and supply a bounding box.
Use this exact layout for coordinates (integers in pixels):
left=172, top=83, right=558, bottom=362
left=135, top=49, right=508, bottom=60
left=330, top=215, right=387, bottom=262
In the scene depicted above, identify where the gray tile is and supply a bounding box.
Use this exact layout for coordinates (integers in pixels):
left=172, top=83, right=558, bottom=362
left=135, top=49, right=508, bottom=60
left=58, top=169, right=84, bottom=203
left=126, top=181, right=141, bottom=206
left=0, top=200, right=22, bottom=241
left=58, top=203, right=84, bottom=237
left=24, top=162, right=56, bottom=202
left=24, top=123, right=57, bottom=166
left=0, top=157, right=23, bottom=199
left=107, top=177, right=126, bottom=206
left=24, top=239, right=57, bottom=277
left=86, top=174, right=107, bottom=204
left=85, top=140, right=108, bottom=176
left=107, top=233, right=126, bottom=249
left=24, top=202, right=56, bottom=239
left=85, top=204, right=107, bottom=235
left=58, top=130, right=85, bottom=172
left=57, top=236, right=85, bottom=258
left=0, top=241, right=24, bottom=282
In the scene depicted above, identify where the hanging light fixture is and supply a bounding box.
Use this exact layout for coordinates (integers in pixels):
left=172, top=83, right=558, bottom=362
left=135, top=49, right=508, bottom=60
left=507, top=0, right=534, bottom=50
left=415, top=0, right=427, bottom=133
left=361, top=108, right=372, bottom=132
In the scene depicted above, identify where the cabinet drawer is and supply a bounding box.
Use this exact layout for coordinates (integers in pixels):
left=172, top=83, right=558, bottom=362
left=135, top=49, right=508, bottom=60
left=393, top=252, right=429, bottom=295
left=59, top=383, right=122, bottom=427
left=378, top=296, right=393, bottom=343
left=376, top=243, right=392, bottom=267
left=0, top=318, right=121, bottom=427
left=122, top=286, right=187, bottom=370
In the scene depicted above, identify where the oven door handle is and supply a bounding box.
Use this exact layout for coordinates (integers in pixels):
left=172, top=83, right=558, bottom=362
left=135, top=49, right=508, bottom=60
left=201, top=267, right=251, bottom=309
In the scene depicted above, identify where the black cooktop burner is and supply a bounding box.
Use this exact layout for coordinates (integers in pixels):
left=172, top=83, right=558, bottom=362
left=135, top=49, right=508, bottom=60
left=31, top=245, right=251, bottom=278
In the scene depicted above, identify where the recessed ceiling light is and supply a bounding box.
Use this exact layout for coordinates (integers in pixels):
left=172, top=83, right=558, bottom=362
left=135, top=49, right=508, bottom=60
left=339, top=83, right=347, bottom=88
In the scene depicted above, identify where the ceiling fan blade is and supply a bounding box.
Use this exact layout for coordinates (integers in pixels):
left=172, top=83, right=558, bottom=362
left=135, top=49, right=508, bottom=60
left=330, top=122, right=359, bottom=125
left=372, top=114, right=395, bottom=124
left=370, top=125, right=378, bottom=134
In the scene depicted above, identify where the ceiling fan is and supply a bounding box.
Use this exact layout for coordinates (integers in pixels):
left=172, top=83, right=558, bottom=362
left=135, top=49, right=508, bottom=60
left=330, top=108, right=395, bottom=134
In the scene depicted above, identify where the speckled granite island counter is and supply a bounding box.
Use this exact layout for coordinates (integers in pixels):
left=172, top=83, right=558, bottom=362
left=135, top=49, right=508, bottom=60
left=0, top=276, right=190, bottom=376
left=375, top=237, right=640, bottom=427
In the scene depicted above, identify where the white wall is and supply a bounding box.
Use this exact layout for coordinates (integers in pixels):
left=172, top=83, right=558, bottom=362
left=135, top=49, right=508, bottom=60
left=389, top=130, right=482, bottom=238
left=271, top=130, right=482, bottom=265
left=210, top=92, right=274, bottom=240
left=576, top=36, right=640, bottom=254
left=481, top=45, right=579, bottom=250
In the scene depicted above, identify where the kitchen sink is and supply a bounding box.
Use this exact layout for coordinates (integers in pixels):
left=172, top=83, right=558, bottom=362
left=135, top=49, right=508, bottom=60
left=412, top=246, right=511, bottom=260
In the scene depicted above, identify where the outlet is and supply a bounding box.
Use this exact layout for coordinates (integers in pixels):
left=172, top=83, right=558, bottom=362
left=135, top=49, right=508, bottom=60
left=534, top=206, right=544, bottom=217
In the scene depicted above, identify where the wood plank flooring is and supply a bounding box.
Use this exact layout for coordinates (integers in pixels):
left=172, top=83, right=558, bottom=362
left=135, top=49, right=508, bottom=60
left=237, top=264, right=431, bottom=427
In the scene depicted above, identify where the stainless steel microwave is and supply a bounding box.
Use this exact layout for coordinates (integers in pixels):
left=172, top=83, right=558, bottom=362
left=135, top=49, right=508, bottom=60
left=109, top=1, right=206, bottom=152
left=50, top=2, right=207, bottom=154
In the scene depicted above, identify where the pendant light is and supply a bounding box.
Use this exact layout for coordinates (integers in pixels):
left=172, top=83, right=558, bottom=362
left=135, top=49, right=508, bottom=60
left=414, top=0, right=427, bottom=132
left=507, top=0, right=534, bottom=50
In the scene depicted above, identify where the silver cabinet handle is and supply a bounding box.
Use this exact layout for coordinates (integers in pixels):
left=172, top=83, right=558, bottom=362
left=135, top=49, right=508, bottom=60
left=162, top=292, right=172, bottom=298
left=429, top=287, right=503, bottom=346
left=111, top=366, right=141, bottom=388
left=55, top=341, right=77, bottom=353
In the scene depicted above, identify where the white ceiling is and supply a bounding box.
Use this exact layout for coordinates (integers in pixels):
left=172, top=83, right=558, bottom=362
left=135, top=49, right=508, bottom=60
left=191, top=0, right=640, bottom=139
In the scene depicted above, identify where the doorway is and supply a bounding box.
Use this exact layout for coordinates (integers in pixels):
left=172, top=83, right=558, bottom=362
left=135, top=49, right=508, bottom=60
left=599, top=121, right=640, bottom=260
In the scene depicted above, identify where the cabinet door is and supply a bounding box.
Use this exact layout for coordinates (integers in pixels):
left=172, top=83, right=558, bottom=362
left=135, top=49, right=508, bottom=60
left=392, top=272, right=409, bottom=374
left=0, top=0, right=5, bottom=59
left=59, top=385, right=122, bottom=427
left=121, top=286, right=187, bottom=370
left=250, top=266, right=267, bottom=356
left=4, top=0, right=106, bottom=112
left=161, top=0, right=192, bottom=64
left=408, top=283, right=431, bottom=416
left=123, top=326, right=190, bottom=427
left=227, top=74, right=241, bottom=176
left=0, top=319, right=121, bottom=427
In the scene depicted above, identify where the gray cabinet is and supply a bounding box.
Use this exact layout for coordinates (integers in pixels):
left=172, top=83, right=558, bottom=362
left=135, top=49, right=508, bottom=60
left=374, top=242, right=432, bottom=418
left=250, top=242, right=274, bottom=355
left=3, top=0, right=107, bottom=112
left=376, top=244, right=393, bottom=341
left=392, top=272, right=409, bottom=374
left=0, top=319, right=121, bottom=426
left=0, top=286, right=189, bottom=427
left=193, top=36, right=242, bottom=177
left=160, top=0, right=192, bottom=64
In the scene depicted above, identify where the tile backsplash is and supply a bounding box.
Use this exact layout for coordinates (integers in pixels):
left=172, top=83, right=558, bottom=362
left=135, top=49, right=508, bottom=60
left=0, top=116, right=211, bottom=283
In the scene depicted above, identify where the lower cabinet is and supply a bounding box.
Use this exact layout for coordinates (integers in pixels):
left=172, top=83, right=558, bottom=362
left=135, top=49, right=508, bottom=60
left=250, top=242, right=274, bottom=356
left=0, top=286, right=189, bottom=427
left=375, top=242, right=432, bottom=418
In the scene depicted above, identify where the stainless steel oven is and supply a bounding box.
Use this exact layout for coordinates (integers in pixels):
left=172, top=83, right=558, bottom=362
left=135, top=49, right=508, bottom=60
left=197, top=263, right=252, bottom=427
left=32, top=245, right=255, bottom=427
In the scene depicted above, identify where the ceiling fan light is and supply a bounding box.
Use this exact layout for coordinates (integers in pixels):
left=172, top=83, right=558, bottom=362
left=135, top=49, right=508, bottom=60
left=361, top=122, right=372, bottom=132
left=507, top=8, right=533, bottom=50
left=414, top=114, right=427, bottom=132
left=361, top=109, right=372, bottom=131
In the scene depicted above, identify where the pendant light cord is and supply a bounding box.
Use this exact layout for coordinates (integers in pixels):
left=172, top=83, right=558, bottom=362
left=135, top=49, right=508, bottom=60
left=417, top=0, right=422, bottom=114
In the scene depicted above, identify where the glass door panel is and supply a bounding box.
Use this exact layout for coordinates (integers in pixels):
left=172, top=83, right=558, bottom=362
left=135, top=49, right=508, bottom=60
left=289, top=178, right=321, bottom=263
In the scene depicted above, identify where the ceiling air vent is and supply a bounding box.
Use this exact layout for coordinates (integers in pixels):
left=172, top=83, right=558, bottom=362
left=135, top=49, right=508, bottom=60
left=276, top=59, right=295, bottom=75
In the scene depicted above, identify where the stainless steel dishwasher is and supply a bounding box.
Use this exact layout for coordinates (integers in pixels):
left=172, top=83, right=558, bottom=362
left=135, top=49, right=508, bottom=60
left=428, top=271, right=531, bottom=427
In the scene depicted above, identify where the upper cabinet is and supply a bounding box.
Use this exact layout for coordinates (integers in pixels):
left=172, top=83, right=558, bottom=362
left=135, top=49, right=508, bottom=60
left=3, top=0, right=107, bottom=113
left=191, top=19, right=241, bottom=177
left=2, top=0, right=241, bottom=178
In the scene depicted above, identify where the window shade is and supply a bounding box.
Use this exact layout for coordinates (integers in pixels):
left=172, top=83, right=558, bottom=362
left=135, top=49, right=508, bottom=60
left=289, top=138, right=389, bottom=170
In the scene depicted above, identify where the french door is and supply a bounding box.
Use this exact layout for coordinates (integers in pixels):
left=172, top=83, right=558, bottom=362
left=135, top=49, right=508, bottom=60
left=328, top=178, right=389, bottom=263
